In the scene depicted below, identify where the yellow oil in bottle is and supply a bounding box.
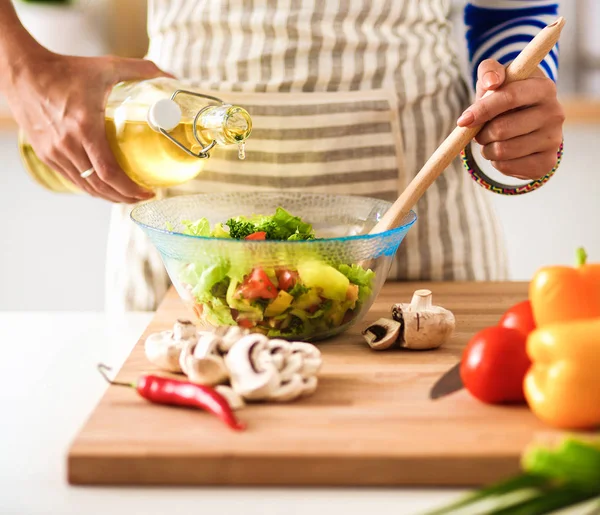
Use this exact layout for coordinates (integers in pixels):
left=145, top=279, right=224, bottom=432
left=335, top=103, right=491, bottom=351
left=19, top=99, right=251, bottom=193
left=105, top=117, right=207, bottom=190
left=18, top=131, right=80, bottom=194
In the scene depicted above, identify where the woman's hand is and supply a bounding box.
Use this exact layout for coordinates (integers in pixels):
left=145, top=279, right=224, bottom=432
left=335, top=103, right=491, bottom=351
left=457, top=59, right=565, bottom=180
left=3, top=48, right=171, bottom=203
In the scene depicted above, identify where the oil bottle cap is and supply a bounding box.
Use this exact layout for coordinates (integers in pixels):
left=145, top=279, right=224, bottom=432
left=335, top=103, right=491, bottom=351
left=147, top=98, right=182, bottom=132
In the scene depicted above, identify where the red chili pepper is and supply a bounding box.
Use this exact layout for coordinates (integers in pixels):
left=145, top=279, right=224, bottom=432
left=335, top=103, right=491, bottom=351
left=98, top=364, right=245, bottom=431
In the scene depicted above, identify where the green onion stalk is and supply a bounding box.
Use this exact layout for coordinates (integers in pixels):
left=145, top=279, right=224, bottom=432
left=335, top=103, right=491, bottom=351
left=422, top=437, right=600, bottom=515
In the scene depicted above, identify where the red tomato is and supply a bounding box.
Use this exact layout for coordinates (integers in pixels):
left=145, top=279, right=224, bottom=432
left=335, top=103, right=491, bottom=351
left=498, top=300, right=536, bottom=336
left=307, top=304, right=320, bottom=314
left=237, top=318, right=256, bottom=329
left=276, top=269, right=298, bottom=291
left=245, top=232, right=267, bottom=240
left=193, top=304, right=203, bottom=318
left=460, top=326, right=531, bottom=404
left=237, top=268, right=278, bottom=300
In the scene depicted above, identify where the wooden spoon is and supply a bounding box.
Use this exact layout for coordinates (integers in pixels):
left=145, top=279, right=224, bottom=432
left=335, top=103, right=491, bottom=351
left=369, top=17, right=566, bottom=235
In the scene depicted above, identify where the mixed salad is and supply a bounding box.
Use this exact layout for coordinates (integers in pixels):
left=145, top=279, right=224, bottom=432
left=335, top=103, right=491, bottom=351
left=168, top=207, right=375, bottom=338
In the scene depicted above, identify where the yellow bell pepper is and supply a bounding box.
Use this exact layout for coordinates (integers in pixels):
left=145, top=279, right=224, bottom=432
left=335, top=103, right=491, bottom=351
left=525, top=248, right=600, bottom=430
left=524, top=319, right=600, bottom=429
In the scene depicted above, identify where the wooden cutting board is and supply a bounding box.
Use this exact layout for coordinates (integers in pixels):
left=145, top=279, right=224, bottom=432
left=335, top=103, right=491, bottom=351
left=68, top=282, right=564, bottom=487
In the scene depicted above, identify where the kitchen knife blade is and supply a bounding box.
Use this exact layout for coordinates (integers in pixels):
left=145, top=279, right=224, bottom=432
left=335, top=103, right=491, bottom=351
left=429, top=362, right=463, bottom=400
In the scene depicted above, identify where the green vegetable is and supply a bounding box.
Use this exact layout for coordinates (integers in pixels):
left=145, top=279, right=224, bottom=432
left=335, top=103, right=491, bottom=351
left=338, top=264, right=375, bottom=303
left=422, top=437, right=600, bottom=515
left=225, top=218, right=257, bottom=239
left=289, top=282, right=310, bottom=298
left=211, top=223, right=231, bottom=238
left=202, top=298, right=237, bottom=326
left=267, top=314, right=306, bottom=338
left=225, top=207, right=315, bottom=241
left=522, top=439, right=600, bottom=492
left=181, top=218, right=211, bottom=237
left=265, top=207, right=314, bottom=240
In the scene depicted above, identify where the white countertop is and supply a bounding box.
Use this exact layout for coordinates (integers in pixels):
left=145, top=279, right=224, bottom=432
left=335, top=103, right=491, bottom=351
left=0, top=312, right=467, bottom=515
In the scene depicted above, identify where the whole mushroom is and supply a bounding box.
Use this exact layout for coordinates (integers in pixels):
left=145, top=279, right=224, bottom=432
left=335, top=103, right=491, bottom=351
left=362, top=290, right=455, bottom=351
left=392, top=289, right=455, bottom=350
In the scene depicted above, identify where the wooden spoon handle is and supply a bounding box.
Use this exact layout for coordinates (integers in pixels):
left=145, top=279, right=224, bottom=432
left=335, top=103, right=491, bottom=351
left=369, top=16, right=566, bottom=235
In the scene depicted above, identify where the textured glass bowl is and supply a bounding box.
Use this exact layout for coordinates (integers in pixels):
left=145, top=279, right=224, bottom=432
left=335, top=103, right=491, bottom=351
left=131, top=192, right=416, bottom=342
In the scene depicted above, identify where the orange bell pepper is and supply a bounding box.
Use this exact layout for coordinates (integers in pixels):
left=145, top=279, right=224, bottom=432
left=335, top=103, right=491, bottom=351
left=529, top=247, right=600, bottom=327
left=524, top=248, right=600, bottom=430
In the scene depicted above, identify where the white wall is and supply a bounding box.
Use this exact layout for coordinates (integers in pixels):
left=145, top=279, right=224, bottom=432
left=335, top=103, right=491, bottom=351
left=0, top=133, right=111, bottom=311
left=1, top=0, right=599, bottom=311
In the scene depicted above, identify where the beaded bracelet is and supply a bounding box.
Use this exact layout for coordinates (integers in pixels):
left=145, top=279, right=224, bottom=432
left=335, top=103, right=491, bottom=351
left=460, top=139, right=564, bottom=195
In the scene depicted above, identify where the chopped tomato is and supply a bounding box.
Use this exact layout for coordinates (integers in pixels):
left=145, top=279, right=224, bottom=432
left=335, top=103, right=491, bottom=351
left=276, top=269, right=298, bottom=291
left=192, top=304, right=203, bottom=318
left=237, top=268, right=278, bottom=300
left=245, top=231, right=267, bottom=240
left=346, top=284, right=359, bottom=302
left=237, top=318, right=256, bottom=329
left=307, top=304, right=320, bottom=315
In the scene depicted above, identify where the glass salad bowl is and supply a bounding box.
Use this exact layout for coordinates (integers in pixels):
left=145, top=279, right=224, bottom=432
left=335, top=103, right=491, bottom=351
left=131, top=192, right=416, bottom=342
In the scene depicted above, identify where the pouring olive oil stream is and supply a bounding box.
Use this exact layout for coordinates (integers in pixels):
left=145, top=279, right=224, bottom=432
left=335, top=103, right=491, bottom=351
left=18, top=78, right=252, bottom=193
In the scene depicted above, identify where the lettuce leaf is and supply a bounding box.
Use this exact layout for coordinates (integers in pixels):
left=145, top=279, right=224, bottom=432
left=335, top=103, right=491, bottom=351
left=225, top=207, right=315, bottom=241
left=267, top=207, right=314, bottom=240
left=338, top=264, right=374, bottom=286
left=338, top=264, right=375, bottom=304
left=203, top=298, right=236, bottom=325
left=181, top=218, right=211, bottom=237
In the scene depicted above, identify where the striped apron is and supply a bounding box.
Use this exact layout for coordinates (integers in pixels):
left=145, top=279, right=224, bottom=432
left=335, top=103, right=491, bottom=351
left=105, top=0, right=508, bottom=313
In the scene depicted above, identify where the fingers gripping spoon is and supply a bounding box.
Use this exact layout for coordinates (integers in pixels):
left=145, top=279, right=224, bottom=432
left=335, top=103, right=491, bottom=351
left=368, top=17, right=566, bottom=236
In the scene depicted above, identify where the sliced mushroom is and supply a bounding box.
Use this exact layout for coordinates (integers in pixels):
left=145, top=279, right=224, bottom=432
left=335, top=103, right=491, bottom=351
left=290, top=342, right=322, bottom=377
left=225, top=334, right=281, bottom=401
left=257, top=339, right=291, bottom=372
left=301, top=376, right=319, bottom=397
left=278, top=352, right=305, bottom=383
left=213, top=326, right=251, bottom=354
left=144, top=319, right=200, bottom=372
left=225, top=335, right=322, bottom=403
left=173, top=319, right=197, bottom=341
left=179, top=333, right=229, bottom=386
left=392, top=289, right=455, bottom=350
left=215, top=385, right=246, bottom=411
left=361, top=318, right=402, bottom=350
left=270, top=374, right=306, bottom=402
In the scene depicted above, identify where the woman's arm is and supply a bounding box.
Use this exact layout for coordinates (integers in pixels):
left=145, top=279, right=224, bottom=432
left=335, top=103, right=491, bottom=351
left=458, top=1, right=564, bottom=181
left=0, top=0, right=168, bottom=202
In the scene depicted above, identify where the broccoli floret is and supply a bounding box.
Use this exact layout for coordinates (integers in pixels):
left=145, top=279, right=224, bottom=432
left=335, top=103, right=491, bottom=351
left=226, top=218, right=258, bottom=239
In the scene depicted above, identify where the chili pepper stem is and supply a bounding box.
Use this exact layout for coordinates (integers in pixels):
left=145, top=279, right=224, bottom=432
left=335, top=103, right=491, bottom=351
left=97, top=363, right=136, bottom=388
left=576, top=247, right=588, bottom=267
